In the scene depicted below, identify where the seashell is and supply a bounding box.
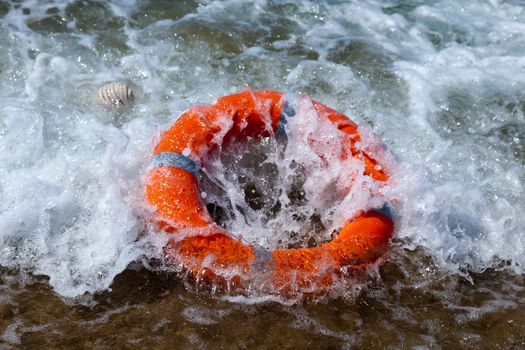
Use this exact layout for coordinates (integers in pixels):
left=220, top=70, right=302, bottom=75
left=98, top=82, right=134, bottom=107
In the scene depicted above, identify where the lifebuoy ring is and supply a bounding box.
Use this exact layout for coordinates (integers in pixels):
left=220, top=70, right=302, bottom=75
left=146, top=89, right=394, bottom=297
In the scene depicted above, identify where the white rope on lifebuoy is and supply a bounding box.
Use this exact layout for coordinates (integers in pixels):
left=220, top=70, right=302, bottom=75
left=98, top=82, right=134, bottom=107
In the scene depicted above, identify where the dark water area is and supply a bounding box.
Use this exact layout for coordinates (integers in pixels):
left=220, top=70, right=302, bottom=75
left=1, top=0, right=525, bottom=348
left=1, top=251, right=524, bottom=349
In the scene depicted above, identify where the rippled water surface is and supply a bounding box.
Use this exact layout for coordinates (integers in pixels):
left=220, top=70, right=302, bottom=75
left=0, top=0, right=524, bottom=348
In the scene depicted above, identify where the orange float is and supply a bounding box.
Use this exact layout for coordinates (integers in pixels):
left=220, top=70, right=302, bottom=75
left=146, top=89, right=394, bottom=297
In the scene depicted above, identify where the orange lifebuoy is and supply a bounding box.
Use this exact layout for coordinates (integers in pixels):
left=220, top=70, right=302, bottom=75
left=146, top=89, right=394, bottom=297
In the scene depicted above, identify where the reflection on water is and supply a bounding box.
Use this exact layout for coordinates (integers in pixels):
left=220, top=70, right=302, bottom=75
left=1, top=0, right=525, bottom=348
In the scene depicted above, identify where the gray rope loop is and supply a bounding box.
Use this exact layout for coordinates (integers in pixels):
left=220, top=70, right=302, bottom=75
left=151, top=152, right=200, bottom=177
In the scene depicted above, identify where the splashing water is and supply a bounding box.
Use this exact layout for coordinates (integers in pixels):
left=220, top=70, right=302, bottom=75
left=0, top=0, right=522, bottom=299
left=198, top=94, right=393, bottom=252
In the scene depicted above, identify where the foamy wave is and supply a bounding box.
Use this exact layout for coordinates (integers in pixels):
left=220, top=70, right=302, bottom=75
left=0, top=0, right=524, bottom=297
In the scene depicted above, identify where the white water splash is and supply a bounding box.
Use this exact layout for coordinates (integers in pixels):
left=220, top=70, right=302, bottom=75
left=0, top=0, right=523, bottom=297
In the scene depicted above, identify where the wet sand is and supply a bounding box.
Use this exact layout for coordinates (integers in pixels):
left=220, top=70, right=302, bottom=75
left=1, top=247, right=524, bottom=349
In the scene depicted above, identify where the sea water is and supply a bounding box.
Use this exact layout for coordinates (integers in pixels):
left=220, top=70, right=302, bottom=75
left=0, top=0, right=524, bottom=348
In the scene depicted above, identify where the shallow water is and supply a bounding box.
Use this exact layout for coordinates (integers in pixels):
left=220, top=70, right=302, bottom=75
left=0, top=0, right=524, bottom=348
